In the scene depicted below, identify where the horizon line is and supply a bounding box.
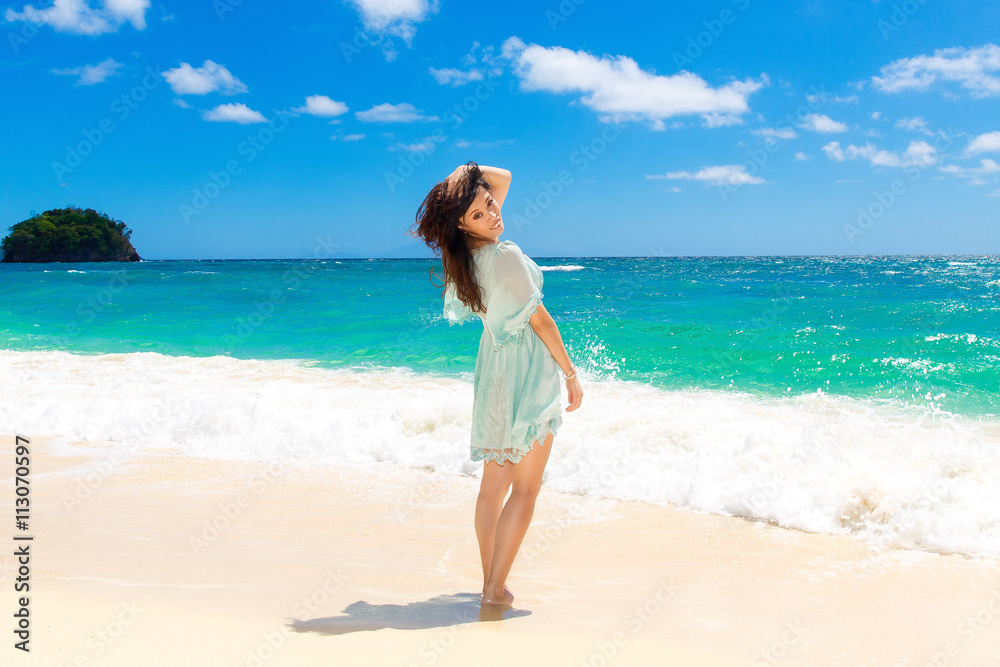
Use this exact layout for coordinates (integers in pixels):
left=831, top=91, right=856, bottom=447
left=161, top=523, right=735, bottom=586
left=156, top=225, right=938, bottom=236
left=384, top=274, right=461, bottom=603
left=119, top=253, right=1000, bottom=261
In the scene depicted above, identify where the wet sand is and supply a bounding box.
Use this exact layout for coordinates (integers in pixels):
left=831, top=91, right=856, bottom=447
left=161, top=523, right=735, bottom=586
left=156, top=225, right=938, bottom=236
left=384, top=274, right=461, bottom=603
left=3, top=433, right=1000, bottom=666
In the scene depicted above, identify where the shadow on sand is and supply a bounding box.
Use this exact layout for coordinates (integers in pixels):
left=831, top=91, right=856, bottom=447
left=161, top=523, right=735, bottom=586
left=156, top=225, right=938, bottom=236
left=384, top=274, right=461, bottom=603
left=287, top=592, right=531, bottom=636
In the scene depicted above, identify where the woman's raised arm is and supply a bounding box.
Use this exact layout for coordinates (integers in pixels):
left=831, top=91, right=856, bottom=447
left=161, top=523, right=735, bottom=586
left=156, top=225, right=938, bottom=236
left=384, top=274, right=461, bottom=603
left=478, top=165, right=511, bottom=208
left=445, top=164, right=512, bottom=208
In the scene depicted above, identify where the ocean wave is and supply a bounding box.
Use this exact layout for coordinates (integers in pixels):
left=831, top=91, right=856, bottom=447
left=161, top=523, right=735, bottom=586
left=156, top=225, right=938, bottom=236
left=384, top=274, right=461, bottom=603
left=2, top=349, right=999, bottom=559
left=538, top=265, right=586, bottom=272
left=924, top=332, right=998, bottom=348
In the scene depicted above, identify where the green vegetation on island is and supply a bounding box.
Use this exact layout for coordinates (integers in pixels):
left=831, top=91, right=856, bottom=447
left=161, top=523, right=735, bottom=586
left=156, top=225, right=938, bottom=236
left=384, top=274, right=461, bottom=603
left=1, top=207, right=142, bottom=263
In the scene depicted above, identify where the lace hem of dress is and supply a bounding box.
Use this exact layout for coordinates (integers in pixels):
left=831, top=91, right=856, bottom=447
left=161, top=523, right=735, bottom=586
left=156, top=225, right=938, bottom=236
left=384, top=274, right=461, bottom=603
left=471, top=412, right=562, bottom=466
left=490, top=290, right=544, bottom=352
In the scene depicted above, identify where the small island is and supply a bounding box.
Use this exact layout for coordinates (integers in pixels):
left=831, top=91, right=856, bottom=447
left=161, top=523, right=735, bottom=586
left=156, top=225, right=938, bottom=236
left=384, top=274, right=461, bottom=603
left=1, top=207, right=142, bottom=263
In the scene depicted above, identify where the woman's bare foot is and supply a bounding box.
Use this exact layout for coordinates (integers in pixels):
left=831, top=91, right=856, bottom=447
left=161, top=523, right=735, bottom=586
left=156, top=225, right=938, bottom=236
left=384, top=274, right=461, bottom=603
left=481, top=585, right=514, bottom=607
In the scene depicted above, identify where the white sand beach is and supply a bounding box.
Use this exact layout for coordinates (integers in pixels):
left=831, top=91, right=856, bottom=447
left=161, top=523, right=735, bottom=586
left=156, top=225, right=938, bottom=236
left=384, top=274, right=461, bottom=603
left=3, top=433, right=1000, bottom=666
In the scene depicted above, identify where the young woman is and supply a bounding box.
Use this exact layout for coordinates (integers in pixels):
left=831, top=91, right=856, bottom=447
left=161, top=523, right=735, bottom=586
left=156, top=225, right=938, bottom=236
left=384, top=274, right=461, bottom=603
left=409, top=161, right=584, bottom=608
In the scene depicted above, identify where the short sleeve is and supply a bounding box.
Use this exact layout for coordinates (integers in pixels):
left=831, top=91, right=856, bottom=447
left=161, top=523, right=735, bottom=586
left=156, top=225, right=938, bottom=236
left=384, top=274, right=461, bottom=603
left=485, top=243, right=542, bottom=349
left=443, top=280, right=475, bottom=326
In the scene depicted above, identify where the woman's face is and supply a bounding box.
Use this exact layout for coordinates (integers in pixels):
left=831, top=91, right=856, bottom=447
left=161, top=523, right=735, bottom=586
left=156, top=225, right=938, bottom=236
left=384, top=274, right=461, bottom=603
left=457, top=187, right=503, bottom=244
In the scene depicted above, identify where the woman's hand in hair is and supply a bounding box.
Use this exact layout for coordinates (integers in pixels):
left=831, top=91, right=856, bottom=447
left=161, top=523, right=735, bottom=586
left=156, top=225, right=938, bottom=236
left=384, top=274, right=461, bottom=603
left=443, top=164, right=471, bottom=197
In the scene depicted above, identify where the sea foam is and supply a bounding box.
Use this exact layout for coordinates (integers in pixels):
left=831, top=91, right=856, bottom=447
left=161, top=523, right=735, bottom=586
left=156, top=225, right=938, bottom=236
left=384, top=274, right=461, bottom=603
left=2, top=349, right=998, bottom=558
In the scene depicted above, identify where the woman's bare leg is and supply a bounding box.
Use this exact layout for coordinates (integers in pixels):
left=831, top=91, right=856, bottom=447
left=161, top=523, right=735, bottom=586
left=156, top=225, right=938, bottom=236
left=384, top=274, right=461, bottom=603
left=482, top=432, right=554, bottom=606
left=475, top=459, right=513, bottom=592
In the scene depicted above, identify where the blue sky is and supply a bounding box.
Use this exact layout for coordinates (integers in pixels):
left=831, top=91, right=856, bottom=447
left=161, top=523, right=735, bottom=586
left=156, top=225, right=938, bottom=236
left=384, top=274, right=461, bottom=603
left=1, top=0, right=998, bottom=259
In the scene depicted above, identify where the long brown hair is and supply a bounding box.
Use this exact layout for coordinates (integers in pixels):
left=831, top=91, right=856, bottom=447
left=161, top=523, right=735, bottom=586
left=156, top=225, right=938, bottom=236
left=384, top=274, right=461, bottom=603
left=407, top=161, right=495, bottom=314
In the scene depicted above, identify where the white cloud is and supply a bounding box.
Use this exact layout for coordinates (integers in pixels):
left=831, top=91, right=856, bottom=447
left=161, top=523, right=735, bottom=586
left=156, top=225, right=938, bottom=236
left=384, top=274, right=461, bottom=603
left=163, top=60, right=246, bottom=95
left=339, top=134, right=366, bottom=141
left=347, top=0, right=438, bottom=46
left=894, top=116, right=934, bottom=136
left=355, top=102, right=438, bottom=123
left=966, top=131, right=1000, bottom=155
left=500, top=36, right=767, bottom=130
left=822, top=140, right=938, bottom=168
left=872, top=43, right=1000, bottom=98
left=429, top=42, right=501, bottom=87
left=395, top=140, right=434, bottom=152
left=50, top=56, right=122, bottom=85
left=751, top=126, right=798, bottom=140
left=794, top=151, right=811, bottom=161
left=201, top=103, right=266, bottom=124
left=5, top=0, right=149, bottom=35
left=870, top=111, right=882, bottom=120
left=294, top=95, right=348, bottom=117
left=939, top=159, right=1000, bottom=185
left=648, top=164, right=767, bottom=186
left=465, top=41, right=503, bottom=76
left=702, top=113, right=745, bottom=128
left=173, top=98, right=191, bottom=109
left=806, top=93, right=858, bottom=105
left=429, top=67, right=483, bottom=86
left=822, top=144, right=844, bottom=159
left=454, top=138, right=516, bottom=148
left=799, top=113, right=848, bottom=133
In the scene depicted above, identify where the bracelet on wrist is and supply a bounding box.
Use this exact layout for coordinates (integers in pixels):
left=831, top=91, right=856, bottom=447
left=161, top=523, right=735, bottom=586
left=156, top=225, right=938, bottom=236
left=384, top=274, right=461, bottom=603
left=562, top=366, right=576, bottom=380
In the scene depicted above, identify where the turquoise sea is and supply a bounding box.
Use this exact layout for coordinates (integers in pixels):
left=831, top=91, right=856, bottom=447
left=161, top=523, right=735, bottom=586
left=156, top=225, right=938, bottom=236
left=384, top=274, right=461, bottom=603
left=2, top=254, right=998, bottom=415
left=2, top=254, right=999, bottom=557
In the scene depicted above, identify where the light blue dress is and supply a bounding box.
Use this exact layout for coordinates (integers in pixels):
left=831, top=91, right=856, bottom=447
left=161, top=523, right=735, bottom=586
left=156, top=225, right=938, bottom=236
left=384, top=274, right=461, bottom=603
left=443, top=239, right=563, bottom=465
